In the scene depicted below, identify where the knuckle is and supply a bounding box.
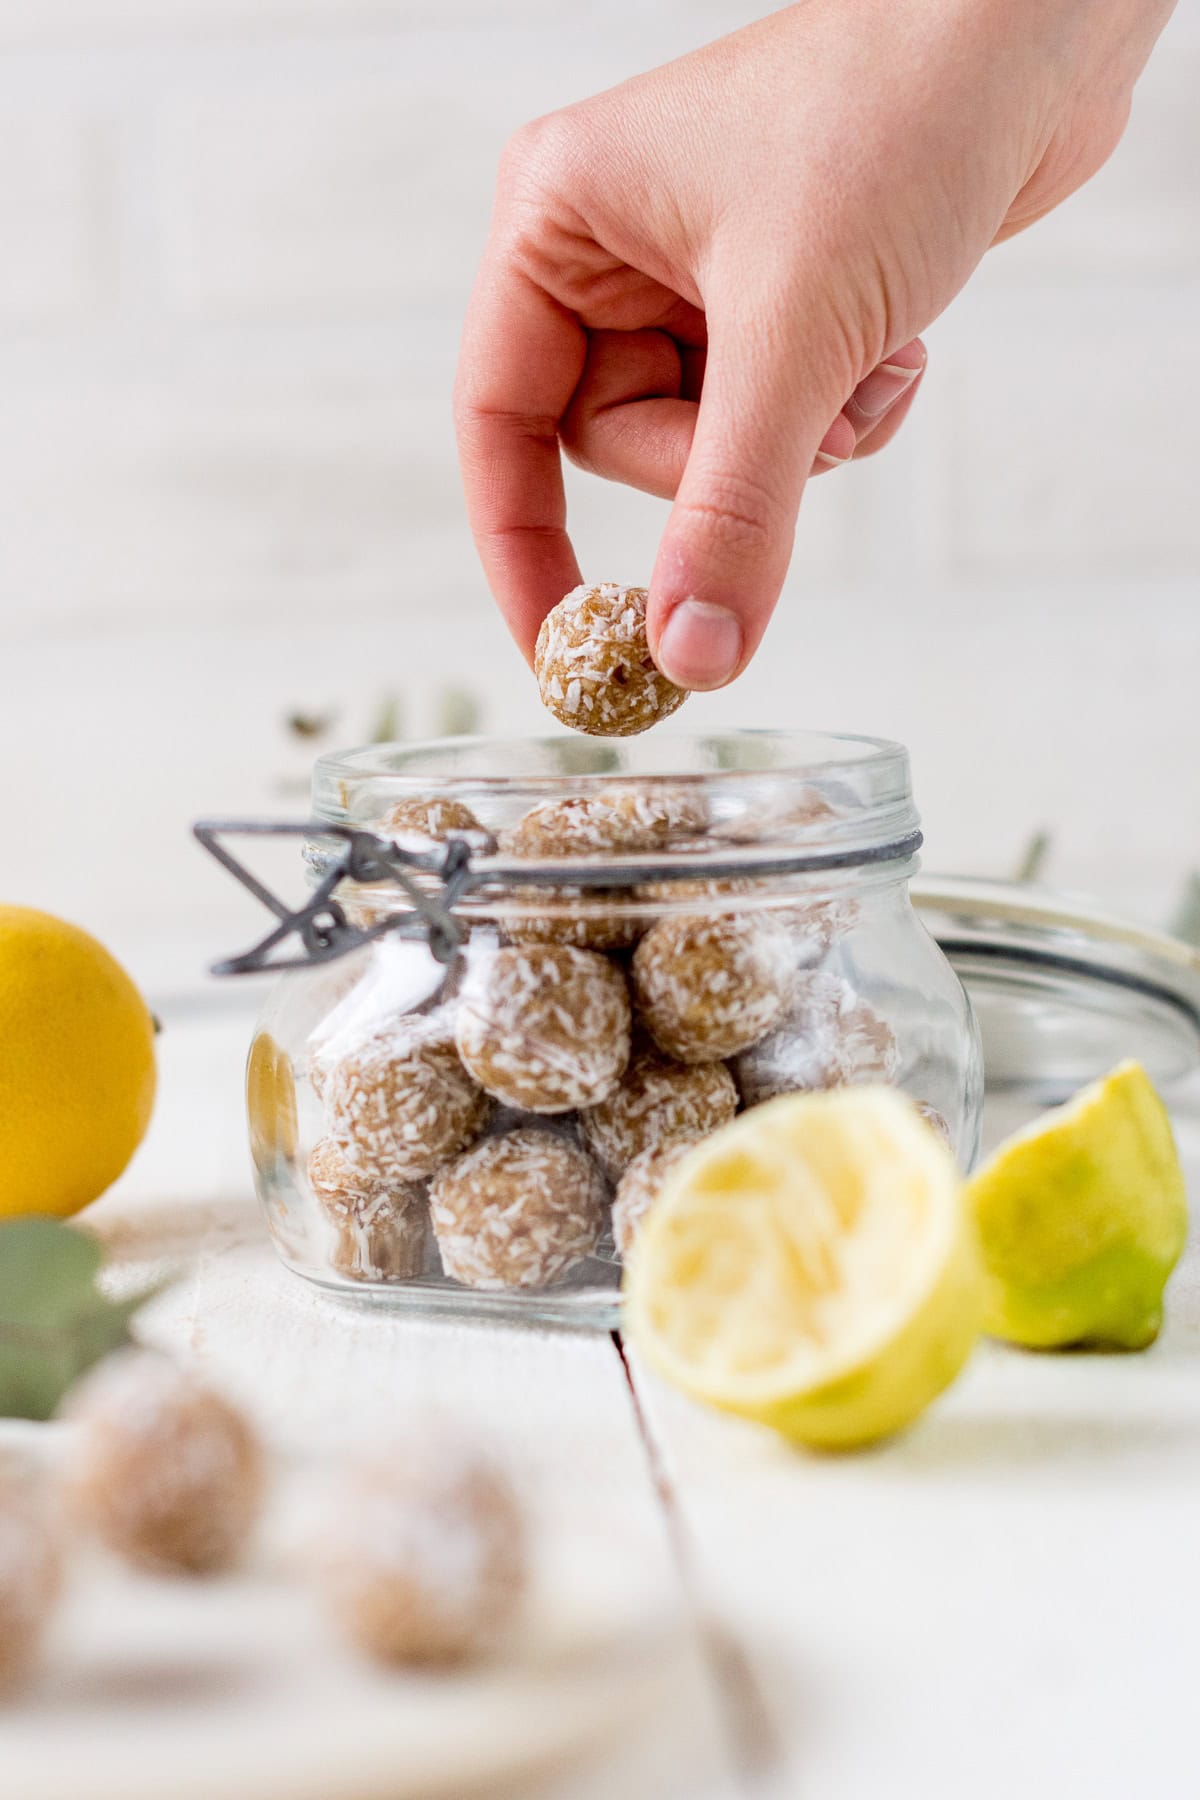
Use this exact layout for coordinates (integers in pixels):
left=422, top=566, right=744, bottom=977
left=674, top=470, right=778, bottom=559
left=498, top=108, right=576, bottom=194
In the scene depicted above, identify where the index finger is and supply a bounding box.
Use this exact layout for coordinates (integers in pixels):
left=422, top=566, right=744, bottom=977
left=454, top=253, right=587, bottom=661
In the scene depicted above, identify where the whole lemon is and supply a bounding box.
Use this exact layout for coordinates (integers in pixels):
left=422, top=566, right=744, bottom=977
left=0, top=907, right=156, bottom=1219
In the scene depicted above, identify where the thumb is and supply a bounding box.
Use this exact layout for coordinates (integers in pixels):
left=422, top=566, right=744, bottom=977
left=646, top=297, right=848, bottom=691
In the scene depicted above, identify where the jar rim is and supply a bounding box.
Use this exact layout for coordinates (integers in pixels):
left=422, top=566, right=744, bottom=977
left=315, top=727, right=906, bottom=789
left=307, top=730, right=922, bottom=916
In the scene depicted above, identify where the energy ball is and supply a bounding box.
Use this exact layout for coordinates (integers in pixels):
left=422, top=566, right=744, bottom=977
left=597, top=783, right=710, bottom=844
left=430, top=1128, right=607, bottom=1289
left=501, top=794, right=655, bottom=861
left=64, top=1352, right=265, bottom=1576
left=0, top=1470, right=64, bottom=1690
left=314, top=1444, right=526, bottom=1665
left=325, top=1015, right=488, bottom=1184
left=308, top=1137, right=427, bottom=1282
left=456, top=944, right=631, bottom=1113
left=580, top=1041, right=738, bottom=1181
left=632, top=911, right=794, bottom=1064
left=634, top=874, right=756, bottom=910
left=778, top=892, right=861, bottom=958
left=713, top=782, right=843, bottom=844
left=534, top=583, right=686, bottom=738
left=498, top=795, right=651, bottom=952
left=612, top=1134, right=703, bottom=1261
left=735, top=972, right=899, bottom=1108
left=375, top=795, right=493, bottom=852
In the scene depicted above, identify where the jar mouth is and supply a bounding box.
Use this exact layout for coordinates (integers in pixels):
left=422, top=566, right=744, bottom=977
left=315, top=730, right=918, bottom=852
left=306, top=731, right=921, bottom=925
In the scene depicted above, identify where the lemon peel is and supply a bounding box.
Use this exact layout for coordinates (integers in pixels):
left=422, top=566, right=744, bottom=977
left=966, top=1061, right=1187, bottom=1351
left=0, top=907, right=156, bottom=1219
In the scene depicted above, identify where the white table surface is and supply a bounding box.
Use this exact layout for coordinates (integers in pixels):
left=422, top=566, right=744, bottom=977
left=4, top=994, right=1199, bottom=1800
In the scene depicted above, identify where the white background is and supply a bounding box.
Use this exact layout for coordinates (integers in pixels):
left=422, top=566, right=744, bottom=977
left=0, top=0, right=1197, bottom=996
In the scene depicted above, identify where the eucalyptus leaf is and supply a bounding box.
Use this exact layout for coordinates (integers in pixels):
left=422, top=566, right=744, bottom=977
left=0, top=1218, right=164, bottom=1421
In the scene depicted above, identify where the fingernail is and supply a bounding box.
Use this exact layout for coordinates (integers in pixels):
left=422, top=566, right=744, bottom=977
left=656, top=598, right=743, bottom=690
left=852, top=361, right=921, bottom=421
left=814, top=449, right=851, bottom=468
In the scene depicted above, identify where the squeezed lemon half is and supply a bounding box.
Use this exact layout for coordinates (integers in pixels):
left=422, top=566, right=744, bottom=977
left=966, top=1061, right=1188, bottom=1351
left=624, top=1087, right=986, bottom=1449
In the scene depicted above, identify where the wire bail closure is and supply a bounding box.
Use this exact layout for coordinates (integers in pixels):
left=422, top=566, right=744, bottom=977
left=193, top=816, right=925, bottom=977
left=192, top=821, right=475, bottom=976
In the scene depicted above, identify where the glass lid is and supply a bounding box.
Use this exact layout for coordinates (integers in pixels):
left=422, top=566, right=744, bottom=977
left=914, top=875, right=1200, bottom=1098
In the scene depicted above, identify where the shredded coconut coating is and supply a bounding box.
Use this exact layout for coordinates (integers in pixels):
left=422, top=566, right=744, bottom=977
left=596, top=782, right=710, bottom=842
left=580, top=1041, right=737, bottom=1181
left=0, top=1472, right=63, bottom=1689
left=632, top=911, right=794, bottom=1064
left=714, top=782, right=843, bottom=843
left=634, top=874, right=757, bottom=908
left=326, top=1014, right=489, bottom=1184
left=735, top=971, right=899, bottom=1107
left=64, top=1351, right=264, bottom=1576
left=498, top=795, right=650, bottom=951
left=308, top=1137, right=427, bottom=1282
left=777, top=892, right=861, bottom=956
left=374, top=795, right=493, bottom=851
left=612, top=1133, right=704, bottom=1261
left=430, top=1128, right=607, bottom=1289
left=456, top=943, right=631, bottom=1113
left=534, top=584, right=687, bottom=737
left=316, top=1446, right=526, bottom=1665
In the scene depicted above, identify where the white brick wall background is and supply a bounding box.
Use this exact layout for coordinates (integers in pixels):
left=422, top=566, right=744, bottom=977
left=0, top=0, right=1197, bottom=994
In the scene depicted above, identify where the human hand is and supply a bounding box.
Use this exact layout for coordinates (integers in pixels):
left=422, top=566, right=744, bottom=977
left=455, top=0, right=1174, bottom=690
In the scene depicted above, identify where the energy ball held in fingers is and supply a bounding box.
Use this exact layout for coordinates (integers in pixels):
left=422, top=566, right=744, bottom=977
left=431, top=1128, right=607, bottom=1289
left=535, top=584, right=687, bottom=737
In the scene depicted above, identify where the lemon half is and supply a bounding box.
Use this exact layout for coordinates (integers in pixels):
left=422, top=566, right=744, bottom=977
left=966, top=1061, right=1188, bottom=1351
left=624, top=1088, right=985, bottom=1449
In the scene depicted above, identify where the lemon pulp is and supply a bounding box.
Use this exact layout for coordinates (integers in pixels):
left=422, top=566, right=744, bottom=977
left=625, top=1088, right=985, bottom=1449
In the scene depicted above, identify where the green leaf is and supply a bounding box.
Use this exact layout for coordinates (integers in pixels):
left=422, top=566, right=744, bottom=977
left=0, top=1218, right=163, bottom=1421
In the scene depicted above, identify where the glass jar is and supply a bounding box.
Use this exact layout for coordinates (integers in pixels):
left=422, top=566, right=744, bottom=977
left=241, top=730, right=983, bottom=1330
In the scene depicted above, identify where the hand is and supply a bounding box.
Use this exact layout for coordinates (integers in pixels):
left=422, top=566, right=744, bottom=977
left=455, top=0, right=1174, bottom=689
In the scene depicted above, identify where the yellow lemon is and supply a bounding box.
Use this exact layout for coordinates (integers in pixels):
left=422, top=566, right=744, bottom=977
left=965, top=1061, right=1187, bottom=1351
left=0, top=907, right=156, bottom=1219
left=624, top=1087, right=985, bottom=1450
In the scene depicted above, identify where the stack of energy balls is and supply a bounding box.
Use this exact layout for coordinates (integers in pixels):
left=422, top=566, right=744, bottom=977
left=304, top=585, right=897, bottom=1293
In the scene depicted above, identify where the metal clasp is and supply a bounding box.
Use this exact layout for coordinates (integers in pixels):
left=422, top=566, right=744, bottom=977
left=192, top=820, right=476, bottom=976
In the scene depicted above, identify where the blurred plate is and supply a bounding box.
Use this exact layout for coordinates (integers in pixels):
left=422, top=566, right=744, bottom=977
left=0, top=1528, right=691, bottom=1800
